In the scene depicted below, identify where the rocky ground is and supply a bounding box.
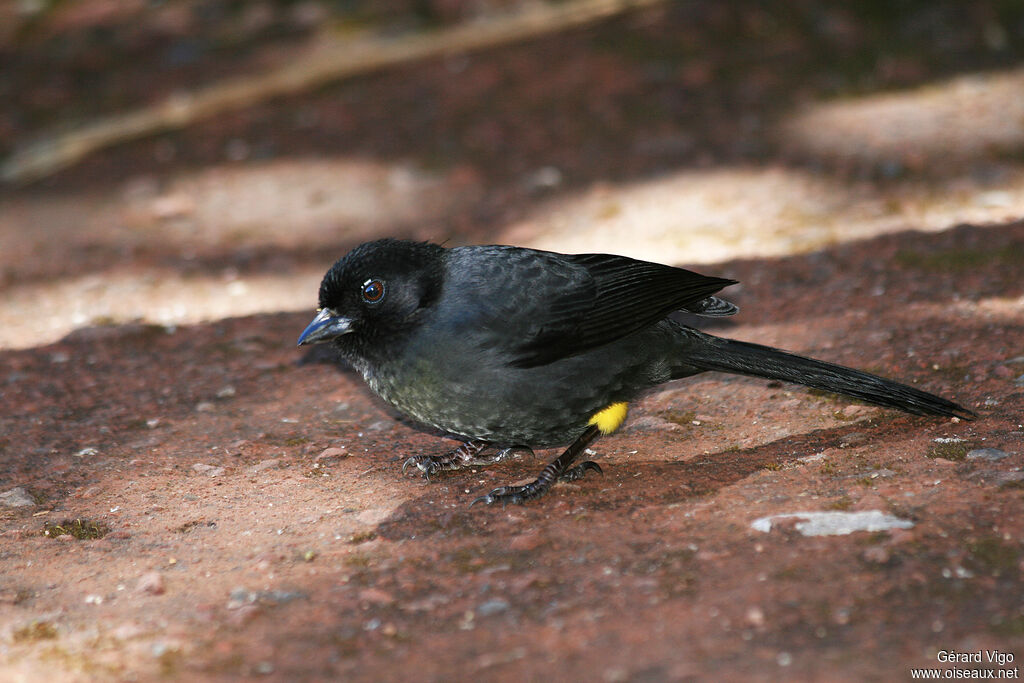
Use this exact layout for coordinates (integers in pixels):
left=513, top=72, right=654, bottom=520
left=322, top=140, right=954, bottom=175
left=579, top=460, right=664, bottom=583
left=1, top=2, right=1023, bottom=681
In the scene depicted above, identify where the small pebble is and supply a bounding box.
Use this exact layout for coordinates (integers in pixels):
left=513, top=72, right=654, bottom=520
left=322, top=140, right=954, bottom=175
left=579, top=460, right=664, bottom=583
left=315, top=447, right=346, bottom=462
left=966, top=448, right=1010, bottom=461
left=0, top=487, right=35, bottom=508
left=476, top=598, right=510, bottom=616
left=137, top=571, right=165, bottom=595
left=996, top=472, right=1024, bottom=487
left=192, top=464, right=225, bottom=477
left=249, top=459, right=281, bottom=474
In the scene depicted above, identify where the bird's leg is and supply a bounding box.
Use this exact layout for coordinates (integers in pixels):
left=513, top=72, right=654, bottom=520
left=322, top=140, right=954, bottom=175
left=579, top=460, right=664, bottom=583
left=402, top=439, right=491, bottom=480
left=472, top=425, right=602, bottom=506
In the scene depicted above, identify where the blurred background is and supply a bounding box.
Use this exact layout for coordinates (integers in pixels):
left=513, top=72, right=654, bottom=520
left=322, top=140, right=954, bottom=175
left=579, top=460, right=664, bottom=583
left=1, top=0, right=1023, bottom=347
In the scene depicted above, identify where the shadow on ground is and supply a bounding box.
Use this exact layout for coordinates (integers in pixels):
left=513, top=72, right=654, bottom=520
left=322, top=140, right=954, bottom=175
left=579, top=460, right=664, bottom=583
left=1, top=221, right=1021, bottom=680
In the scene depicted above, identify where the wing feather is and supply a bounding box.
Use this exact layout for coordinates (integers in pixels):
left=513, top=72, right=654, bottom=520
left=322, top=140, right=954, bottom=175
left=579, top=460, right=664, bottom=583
left=442, top=247, right=737, bottom=368
left=510, top=252, right=736, bottom=367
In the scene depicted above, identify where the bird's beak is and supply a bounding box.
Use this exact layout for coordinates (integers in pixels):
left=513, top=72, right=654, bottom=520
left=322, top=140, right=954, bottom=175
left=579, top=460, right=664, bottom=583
left=297, top=309, right=353, bottom=346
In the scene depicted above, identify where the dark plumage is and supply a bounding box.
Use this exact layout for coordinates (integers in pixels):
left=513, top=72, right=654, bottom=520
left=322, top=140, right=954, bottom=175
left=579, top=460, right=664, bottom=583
left=298, top=239, right=975, bottom=505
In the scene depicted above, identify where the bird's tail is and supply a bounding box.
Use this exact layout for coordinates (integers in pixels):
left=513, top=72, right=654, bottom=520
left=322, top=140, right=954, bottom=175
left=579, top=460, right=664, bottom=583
left=682, top=330, right=975, bottom=419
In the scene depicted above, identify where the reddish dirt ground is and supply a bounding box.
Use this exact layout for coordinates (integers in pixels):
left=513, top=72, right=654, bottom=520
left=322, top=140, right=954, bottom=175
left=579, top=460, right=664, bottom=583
left=1, top=224, right=1021, bottom=681
left=2, top=2, right=1024, bottom=681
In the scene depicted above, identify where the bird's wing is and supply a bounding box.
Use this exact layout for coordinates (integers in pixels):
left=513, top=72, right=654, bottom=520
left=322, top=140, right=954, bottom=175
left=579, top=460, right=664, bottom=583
left=447, top=247, right=737, bottom=368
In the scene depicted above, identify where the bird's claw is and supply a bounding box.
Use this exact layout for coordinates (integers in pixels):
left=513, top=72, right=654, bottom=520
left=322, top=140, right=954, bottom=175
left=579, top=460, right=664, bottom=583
left=494, top=445, right=536, bottom=461
left=470, top=460, right=602, bottom=507
left=402, top=440, right=493, bottom=481
left=561, top=460, right=602, bottom=481
left=401, top=455, right=435, bottom=480
left=469, top=493, right=497, bottom=507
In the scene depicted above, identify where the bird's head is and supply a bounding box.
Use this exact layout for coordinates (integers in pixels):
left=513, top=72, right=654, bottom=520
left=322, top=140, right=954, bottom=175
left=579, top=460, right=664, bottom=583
left=298, top=239, right=445, bottom=357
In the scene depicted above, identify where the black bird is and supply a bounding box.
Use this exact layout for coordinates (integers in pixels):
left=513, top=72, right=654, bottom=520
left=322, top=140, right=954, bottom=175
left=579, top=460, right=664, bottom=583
left=298, top=239, right=974, bottom=505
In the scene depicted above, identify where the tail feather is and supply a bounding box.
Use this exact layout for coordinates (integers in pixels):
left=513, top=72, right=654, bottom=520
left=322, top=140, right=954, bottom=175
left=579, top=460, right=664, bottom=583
left=684, top=332, right=975, bottom=420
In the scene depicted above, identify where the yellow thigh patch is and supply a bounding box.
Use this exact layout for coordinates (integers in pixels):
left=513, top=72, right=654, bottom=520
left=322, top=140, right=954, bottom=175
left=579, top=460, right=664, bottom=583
left=588, top=402, right=629, bottom=435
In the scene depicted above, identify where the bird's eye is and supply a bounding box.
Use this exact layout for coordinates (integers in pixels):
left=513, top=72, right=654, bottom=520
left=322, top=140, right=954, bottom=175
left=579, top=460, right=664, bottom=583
left=361, top=279, right=386, bottom=303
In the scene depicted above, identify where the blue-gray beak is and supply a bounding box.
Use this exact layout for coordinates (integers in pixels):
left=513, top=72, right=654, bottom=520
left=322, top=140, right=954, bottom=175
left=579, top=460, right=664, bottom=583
left=297, top=308, right=353, bottom=346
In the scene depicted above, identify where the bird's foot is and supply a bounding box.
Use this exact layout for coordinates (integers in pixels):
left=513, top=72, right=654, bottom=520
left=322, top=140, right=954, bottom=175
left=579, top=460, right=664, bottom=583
left=471, top=425, right=602, bottom=507
left=471, top=461, right=602, bottom=506
left=559, top=461, right=602, bottom=482
left=402, top=439, right=491, bottom=480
